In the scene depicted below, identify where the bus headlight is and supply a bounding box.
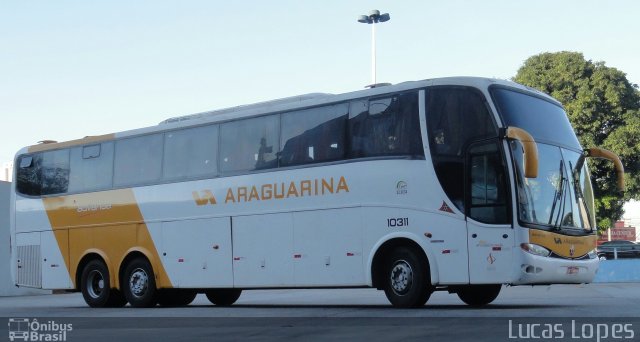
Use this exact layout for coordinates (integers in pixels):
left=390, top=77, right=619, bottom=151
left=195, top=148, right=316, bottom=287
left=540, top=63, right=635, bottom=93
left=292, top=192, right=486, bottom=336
left=520, top=243, right=551, bottom=257
left=588, top=249, right=598, bottom=259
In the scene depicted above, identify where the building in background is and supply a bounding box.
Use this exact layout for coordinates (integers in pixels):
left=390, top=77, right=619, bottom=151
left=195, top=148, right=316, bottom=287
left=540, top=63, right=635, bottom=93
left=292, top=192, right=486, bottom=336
left=2, top=162, right=13, bottom=182
left=623, top=200, right=640, bottom=238
left=598, top=220, right=638, bottom=245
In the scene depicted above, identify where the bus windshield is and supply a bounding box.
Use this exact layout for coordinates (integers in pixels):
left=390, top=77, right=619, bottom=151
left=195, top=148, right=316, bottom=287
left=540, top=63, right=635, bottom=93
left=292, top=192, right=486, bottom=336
left=492, top=87, right=595, bottom=232
left=511, top=142, right=594, bottom=232
left=491, top=87, right=581, bottom=150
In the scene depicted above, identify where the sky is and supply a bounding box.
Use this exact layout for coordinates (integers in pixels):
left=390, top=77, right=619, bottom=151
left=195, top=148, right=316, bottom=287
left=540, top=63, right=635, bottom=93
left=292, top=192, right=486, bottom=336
left=1, top=1, right=639, bottom=221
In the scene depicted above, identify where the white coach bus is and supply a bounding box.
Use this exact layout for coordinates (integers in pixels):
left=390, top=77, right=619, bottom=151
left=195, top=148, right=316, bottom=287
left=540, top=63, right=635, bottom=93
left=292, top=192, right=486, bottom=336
left=10, top=77, right=624, bottom=308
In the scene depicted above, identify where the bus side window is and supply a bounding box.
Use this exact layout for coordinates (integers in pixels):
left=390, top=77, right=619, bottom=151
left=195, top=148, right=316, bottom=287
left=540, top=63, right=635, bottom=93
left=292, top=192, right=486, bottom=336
left=113, top=134, right=163, bottom=187
left=426, top=87, right=498, bottom=211
left=467, top=142, right=509, bottom=224
left=16, top=154, right=43, bottom=196
left=68, top=142, right=114, bottom=193
left=163, top=125, right=218, bottom=180
left=220, top=115, right=279, bottom=173
left=279, top=104, right=348, bottom=167
left=40, top=149, right=70, bottom=195
left=348, top=91, right=422, bottom=158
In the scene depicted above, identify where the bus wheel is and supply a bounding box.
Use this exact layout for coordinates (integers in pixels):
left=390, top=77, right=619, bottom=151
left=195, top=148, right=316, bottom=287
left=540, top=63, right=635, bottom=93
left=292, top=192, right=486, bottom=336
left=122, top=258, right=158, bottom=308
left=157, top=289, right=197, bottom=307
left=81, top=259, right=126, bottom=308
left=205, top=289, right=242, bottom=306
left=456, top=284, right=501, bottom=307
left=383, top=247, right=432, bottom=308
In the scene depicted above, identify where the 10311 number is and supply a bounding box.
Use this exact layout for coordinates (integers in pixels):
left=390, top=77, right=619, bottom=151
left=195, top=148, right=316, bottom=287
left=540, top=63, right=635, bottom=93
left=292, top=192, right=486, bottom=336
left=387, top=218, right=409, bottom=227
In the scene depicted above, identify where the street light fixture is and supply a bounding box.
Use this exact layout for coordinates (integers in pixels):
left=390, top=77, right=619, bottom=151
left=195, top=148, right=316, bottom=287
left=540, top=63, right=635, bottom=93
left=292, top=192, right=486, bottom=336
left=357, top=9, right=390, bottom=87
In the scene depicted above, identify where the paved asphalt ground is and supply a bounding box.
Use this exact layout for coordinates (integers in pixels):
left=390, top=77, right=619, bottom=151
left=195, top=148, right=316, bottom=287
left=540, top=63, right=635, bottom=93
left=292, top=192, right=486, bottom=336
left=1, top=283, right=639, bottom=341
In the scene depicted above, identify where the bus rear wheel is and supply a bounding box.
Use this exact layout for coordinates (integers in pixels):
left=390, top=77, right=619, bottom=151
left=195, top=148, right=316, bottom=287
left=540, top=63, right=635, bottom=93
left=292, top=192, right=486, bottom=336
left=122, top=257, right=158, bottom=308
left=80, top=259, right=127, bottom=308
left=456, top=284, right=501, bottom=307
left=157, top=289, right=197, bottom=307
left=205, top=289, right=242, bottom=306
left=383, top=247, right=432, bottom=308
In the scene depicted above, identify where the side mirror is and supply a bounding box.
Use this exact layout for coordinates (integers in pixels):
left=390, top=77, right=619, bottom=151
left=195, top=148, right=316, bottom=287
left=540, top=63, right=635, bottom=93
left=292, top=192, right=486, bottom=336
left=504, top=127, right=538, bottom=178
left=584, top=148, right=625, bottom=192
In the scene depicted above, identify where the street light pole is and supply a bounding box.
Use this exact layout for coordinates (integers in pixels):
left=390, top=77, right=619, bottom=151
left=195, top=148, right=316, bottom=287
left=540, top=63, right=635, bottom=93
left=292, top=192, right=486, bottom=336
left=358, top=9, right=390, bottom=87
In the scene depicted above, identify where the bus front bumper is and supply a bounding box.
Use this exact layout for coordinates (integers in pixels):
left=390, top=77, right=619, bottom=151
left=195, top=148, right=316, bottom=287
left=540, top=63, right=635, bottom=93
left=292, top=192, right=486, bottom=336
left=511, top=251, right=599, bottom=285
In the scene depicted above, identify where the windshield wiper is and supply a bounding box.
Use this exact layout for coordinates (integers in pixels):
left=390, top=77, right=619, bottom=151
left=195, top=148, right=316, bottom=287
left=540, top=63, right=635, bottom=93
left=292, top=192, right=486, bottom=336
left=548, top=160, right=567, bottom=230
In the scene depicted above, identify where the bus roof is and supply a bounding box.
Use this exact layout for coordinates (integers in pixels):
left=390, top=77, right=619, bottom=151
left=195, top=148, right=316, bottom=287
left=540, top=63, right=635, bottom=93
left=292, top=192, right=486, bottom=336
left=23, top=76, right=558, bottom=155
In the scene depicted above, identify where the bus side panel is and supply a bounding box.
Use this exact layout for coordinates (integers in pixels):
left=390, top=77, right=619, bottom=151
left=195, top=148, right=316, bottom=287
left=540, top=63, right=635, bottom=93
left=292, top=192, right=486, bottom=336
left=232, top=213, right=294, bottom=287
left=68, top=224, right=137, bottom=288
left=14, top=197, right=73, bottom=289
left=41, top=229, right=73, bottom=289
left=363, top=207, right=469, bottom=285
left=14, top=232, right=42, bottom=288
left=160, top=217, right=233, bottom=288
left=292, top=208, right=364, bottom=286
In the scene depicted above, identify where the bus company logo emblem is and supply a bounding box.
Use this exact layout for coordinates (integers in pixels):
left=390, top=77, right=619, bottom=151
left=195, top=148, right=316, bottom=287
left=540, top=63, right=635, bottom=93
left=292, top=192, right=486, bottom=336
left=554, top=237, right=562, bottom=244
left=192, top=190, right=217, bottom=206
left=439, top=201, right=454, bottom=213
left=569, top=244, right=576, bottom=257
left=396, top=181, right=408, bottom=195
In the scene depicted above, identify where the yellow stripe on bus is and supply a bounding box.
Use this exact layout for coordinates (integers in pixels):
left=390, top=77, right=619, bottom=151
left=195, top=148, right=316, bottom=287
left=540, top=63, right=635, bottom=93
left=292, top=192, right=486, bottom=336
left=42, top=189, right=172, bottom=289
left=529, top=229, right=597, bottom=258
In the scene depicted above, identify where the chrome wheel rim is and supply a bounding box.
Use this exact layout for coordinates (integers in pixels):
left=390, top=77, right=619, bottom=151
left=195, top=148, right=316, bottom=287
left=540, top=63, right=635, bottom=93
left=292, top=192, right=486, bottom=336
left=129, top=268, right=149, bottom=297
left=390, top=260, right=413, bottom=295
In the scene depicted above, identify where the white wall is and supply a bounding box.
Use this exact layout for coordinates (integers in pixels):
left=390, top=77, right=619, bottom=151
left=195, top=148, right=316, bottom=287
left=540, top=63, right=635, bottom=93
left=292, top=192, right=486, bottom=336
left=623, top=200, right=640, bottom=242
left=1, top=181, right=49, bottom=296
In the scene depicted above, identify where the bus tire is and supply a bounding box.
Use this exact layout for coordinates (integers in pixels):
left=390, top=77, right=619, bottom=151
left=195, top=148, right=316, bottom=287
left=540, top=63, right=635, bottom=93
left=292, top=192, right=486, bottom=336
left=383, top=247, right=432, bottom=308
left=81, top=259, right=126, bottom=308
left=456, top=284, right=501, bottom=307
left=157, top=289, right=197, bottom=307
left=122, top=257, right=158, bottom=308
left=205, top=289, right=242, bottom=306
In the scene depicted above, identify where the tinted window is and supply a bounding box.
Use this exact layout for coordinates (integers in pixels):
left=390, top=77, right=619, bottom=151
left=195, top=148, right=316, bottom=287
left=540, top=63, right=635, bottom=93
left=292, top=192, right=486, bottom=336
left=220, top=115, right=279, bottom=172
left=427, top=87, right=498, bottom=210
left=349, top=92, right=423, bottom=158
left=467, top=142, right=509, bottom=224
left=16, top=154, right=42, bottom=196
left=164, top=125, right=218, bottom=180
left=114, top=134, right=163, bottom=186
left=279, top=104, right=348, bottom=167
left=491, top=87, right=581, bottom=150
left=68, top=142, right=114, bottom=192
left=41, top=149, right=70, bottom=195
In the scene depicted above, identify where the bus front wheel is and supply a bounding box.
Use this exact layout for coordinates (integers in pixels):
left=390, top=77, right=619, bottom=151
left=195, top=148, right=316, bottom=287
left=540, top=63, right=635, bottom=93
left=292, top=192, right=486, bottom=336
left=205, top=289, right=242, bottom=306
left=80, top=259, right=127, bottom=308
left=383, top=247, right=432, bottom=308
left=456, top=284, right=501, bottom=307
left=122, top=258, right=158, bottom=308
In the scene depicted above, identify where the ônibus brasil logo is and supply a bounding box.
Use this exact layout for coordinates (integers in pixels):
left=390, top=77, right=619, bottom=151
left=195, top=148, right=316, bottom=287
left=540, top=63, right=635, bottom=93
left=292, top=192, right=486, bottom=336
left=8, top=318, right=73, bottom=342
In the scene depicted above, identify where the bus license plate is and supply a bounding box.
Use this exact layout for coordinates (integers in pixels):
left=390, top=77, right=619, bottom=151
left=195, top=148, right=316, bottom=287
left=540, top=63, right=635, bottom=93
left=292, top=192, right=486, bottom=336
left=566, top=266, right=579, bottom=275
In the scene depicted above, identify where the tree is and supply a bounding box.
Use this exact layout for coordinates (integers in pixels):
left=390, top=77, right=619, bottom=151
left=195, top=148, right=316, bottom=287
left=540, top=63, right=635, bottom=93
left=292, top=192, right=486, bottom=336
left=514, top=51, right=640, bottom=231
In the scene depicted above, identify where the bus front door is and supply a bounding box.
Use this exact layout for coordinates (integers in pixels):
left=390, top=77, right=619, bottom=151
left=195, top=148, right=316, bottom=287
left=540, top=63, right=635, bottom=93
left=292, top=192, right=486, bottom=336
left=465, top=141, right=514, bottom=284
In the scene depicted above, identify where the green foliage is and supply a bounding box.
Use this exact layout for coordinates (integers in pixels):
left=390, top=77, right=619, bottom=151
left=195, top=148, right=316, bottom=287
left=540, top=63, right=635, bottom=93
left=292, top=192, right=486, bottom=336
left=514, top=51, right=640, bottom=231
